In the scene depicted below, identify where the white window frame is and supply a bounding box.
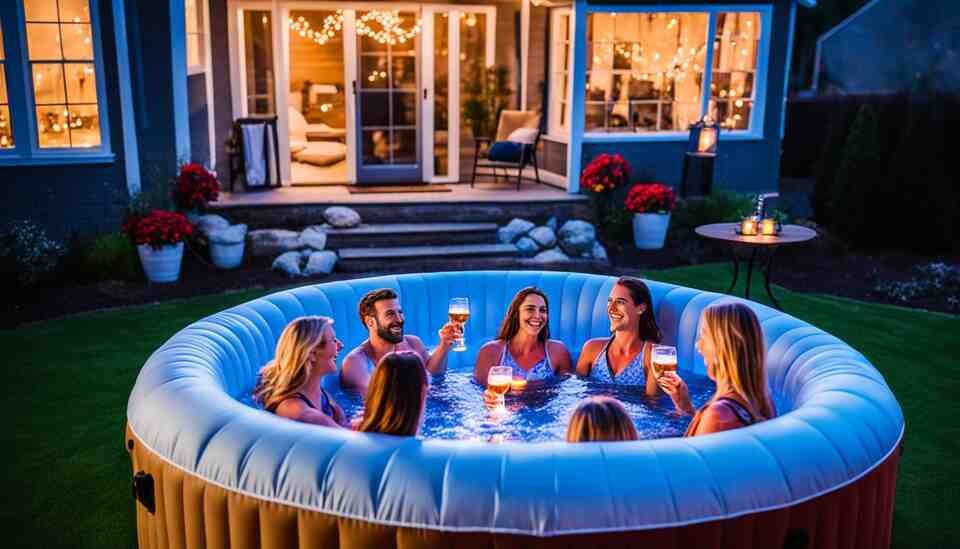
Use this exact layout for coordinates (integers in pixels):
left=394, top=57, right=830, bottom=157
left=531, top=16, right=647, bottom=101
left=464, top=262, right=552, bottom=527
left=558, top=4, right=772, bottom=144
left=185, top=0, right=216, bottom=167
left=186, top=0, right=209, bottom=76
left=0, top=0, right=113, bottom=166
left=546, top=7, right=572, bottom=141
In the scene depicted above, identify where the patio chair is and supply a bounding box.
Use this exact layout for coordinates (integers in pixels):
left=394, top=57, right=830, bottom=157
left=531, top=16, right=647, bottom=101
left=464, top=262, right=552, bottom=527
left=470, top=110, right=543, bottom=191
left=227, top=116, right=282, bottom=192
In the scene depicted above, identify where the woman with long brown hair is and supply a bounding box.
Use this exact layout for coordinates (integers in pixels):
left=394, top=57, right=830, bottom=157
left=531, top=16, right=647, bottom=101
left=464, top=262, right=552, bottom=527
left=566, top=396, right=639, bottom=443
left=658, top=301, right=775, bottom=436
left=576, top=276, right=663, bottom=395
left=474, top=286, right=572, bottom=386
left=357, top=351, right=428, bottom=437
left=254, top=316, right=347, bottom=428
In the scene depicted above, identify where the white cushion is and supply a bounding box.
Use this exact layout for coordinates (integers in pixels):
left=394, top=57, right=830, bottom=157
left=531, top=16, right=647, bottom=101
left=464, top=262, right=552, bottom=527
left=507, top=127, right=538, bottom=144
left=287, top=106, right=309, bottom=142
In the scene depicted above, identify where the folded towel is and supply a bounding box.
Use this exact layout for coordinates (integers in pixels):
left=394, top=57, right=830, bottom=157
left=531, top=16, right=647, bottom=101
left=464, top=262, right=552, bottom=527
left=242, top=124, right=266, bottom=187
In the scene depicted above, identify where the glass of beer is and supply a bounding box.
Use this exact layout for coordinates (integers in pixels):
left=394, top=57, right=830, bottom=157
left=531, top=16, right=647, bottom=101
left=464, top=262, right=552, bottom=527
left=651, top=345, right=678, bottom=378
left=487, top=365, right=512, bottom=408
left=448, top=297, right=470, bottom=352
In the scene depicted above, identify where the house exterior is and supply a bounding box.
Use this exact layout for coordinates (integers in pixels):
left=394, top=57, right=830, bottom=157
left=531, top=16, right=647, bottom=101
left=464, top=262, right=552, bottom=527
left=1, top=0, right=814, bottom=239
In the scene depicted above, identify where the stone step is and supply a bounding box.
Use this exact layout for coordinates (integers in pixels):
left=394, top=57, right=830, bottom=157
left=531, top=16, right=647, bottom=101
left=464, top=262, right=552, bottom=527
left=337, top=243, right=518, bottom=272
left=324, top=222, right=499, bottom=248
left=336, top=255, right=608, bottom=274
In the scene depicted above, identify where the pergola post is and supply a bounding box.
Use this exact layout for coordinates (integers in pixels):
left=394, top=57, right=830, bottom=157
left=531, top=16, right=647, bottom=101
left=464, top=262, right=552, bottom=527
left=520, top=0, right=530, bottom=110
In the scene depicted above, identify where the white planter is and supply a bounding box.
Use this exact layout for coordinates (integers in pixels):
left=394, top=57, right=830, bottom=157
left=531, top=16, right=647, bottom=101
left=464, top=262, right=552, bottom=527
left=137, top=242, right=184, bottom=283
left=210, top=241, right=245, bottom=269
left=632, top=213, right=671, bottom=250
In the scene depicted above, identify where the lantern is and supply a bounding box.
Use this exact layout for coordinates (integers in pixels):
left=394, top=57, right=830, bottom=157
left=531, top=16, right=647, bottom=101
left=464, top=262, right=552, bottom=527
left=680, top=116, right=720, bottom=197
left=687, top=116, right=720, bottom=154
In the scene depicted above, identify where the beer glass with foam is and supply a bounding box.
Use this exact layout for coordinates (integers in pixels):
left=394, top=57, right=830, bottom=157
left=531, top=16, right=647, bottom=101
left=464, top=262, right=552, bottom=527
left=487, top=366, right=512, bottom=408
left=651, top=345, right=678, bottom=379
left=448, top=297, right=470, bottom=352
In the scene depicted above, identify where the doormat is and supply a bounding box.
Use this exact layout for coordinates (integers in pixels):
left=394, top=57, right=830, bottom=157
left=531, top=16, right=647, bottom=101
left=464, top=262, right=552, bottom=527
left=348, top=184, right=452, bottom=193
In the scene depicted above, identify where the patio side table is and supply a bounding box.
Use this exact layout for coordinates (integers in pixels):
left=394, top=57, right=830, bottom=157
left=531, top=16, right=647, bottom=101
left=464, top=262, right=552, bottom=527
left=694, top=223, right=818, bottom=310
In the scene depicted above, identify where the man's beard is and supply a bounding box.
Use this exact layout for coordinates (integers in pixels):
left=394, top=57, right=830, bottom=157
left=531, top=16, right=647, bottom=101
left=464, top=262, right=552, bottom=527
left=375, top=317, right=404, bottom=343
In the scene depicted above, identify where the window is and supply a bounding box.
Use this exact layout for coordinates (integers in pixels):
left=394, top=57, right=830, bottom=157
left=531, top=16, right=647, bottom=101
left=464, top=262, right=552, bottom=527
left=24, top=0, right=102, bottom=148
left=709, top=12, right=761, bottom=131
left=547, top=9, right=571, bottom=136
left=185, top=0, right=207, bottom=75
left=551, top=8, right=767, bottom=137
left=1, top=25, right=13, bottom=149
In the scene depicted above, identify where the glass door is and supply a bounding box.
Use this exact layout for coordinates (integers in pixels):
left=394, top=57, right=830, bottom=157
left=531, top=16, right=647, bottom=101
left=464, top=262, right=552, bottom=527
left=354, top=9, right=421, bottom=184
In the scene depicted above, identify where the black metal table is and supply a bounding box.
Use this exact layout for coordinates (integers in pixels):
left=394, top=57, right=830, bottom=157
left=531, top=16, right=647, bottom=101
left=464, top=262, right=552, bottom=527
left=694, top=223, right=818, bottom=310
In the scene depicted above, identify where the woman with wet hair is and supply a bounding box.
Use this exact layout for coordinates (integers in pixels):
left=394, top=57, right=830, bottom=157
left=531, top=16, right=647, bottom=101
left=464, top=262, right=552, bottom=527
left=576, top=276, right=663, bottom=395
left=357, top=351, right=429, bottom=437
left=659, top=301, right=776, bottom=436
left=566, top=396, right=639, bottom=443
left=254, top=316, right=346, bottom=428
left=474, top=286, right=572, bottom=387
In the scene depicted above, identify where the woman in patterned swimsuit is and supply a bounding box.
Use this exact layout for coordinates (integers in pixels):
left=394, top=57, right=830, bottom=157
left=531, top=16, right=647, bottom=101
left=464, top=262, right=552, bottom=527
left=576, top=276, right=664, bottom=396
left=474, top=287, right=572, bottom=390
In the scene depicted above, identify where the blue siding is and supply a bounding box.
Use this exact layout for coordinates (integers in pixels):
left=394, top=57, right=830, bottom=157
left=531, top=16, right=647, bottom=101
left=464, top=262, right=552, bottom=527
left=0, top=0, right=130, bottom=239
left=188, top=73, right=211, bottom=167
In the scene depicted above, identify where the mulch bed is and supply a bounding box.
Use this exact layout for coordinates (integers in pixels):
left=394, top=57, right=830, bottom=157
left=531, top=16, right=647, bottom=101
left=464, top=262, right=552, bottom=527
left=4, top=240, right=957, bottom=329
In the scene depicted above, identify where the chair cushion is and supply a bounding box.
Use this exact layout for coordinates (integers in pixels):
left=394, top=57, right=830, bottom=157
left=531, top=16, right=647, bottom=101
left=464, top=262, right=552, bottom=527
left=488, top=141, right=528, bottom=163
left=495, top=110, right=541, bottom=142
left=507, top=127, right=539, bottom=144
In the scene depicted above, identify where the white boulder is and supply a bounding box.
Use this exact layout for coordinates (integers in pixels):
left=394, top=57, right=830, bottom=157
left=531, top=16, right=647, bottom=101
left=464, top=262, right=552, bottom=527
left=532, top=248, right=571, bottom=263
left=323, top=206, right=361, bottom=228
left=298, top=226, right=327, bottom=250
left=558, top=220, right=597, bottom=256
left=528, top=226, right=557, bottom=249
left=497, top=218, right=536, bottom=244
left=304, top=251, right=338, bottom=276
left=515, top=237, right=540, bottom=257
left=591, top=241, right=609, bottom=263
left=272, top=251, right=304, bottom=277
left=248, top=229, right=299, bottom=257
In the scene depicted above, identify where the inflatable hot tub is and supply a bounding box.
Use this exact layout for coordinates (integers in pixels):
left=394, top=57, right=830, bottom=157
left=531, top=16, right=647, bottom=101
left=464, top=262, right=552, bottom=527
left=126, top=271, right=904, bottom=548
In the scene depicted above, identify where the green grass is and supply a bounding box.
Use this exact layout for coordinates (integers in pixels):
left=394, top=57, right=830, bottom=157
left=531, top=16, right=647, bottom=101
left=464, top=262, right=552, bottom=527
left=2, top=265, right=958, bottom=547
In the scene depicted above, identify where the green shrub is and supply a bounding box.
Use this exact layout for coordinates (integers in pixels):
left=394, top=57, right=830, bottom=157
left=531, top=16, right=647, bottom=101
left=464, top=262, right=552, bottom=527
left=667, top=192, right=755, bottom=263
left=0, top=220, right=67, bottom=288
left=79, top=232, right=141, bottom=282
left=830, top=104, right=885, bottom=244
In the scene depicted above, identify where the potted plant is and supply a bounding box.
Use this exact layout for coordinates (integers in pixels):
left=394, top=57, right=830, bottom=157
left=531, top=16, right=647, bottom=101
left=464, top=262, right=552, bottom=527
left=123, top=210, right=194, bottom=283
left=625, top=183, right=676, bottom=249
left=581, top=153, right=632, bottom=240
left=172, top=162, right=220, bottom=215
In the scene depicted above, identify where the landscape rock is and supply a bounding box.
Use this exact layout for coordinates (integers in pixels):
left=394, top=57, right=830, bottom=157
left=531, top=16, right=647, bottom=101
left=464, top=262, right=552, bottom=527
left=304, top=251, right=338, bottom=276
left=189, top=213, right=230, bottom=235
left=323, top=206, right=361, bottom=228
left=272, top=251, right=303, bottom=277
left=497, top=218, right=536, bottom=244
left=207, top=223, right=247, bottom=245
left=515, top=237, right=540, bottom=257
left=545, top=217, right=558, bottom=231
left=557, top=220, right=597, bottom=256
left=528, top=226, right=557, bottom=249
left=532, top=248, right=570, bottom=263
left=591, top=241, right=609, bottom=263
left=248, top=229, right=299, bottom=257
left=298, top=226, right=327, bottom=250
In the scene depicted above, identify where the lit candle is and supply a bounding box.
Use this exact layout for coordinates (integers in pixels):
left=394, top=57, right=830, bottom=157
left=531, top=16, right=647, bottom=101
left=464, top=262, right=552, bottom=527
left=697, top=127, right=716, bottom=153
left=761, top=218, right=778, bottom=236
left=740, top=218, right=758, bottom=235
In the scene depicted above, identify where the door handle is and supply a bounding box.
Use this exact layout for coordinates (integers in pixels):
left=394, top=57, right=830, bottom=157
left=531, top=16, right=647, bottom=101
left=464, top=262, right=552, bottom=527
left=423, top=88, right=428, bottom=100
left=352, top=80, right=357, bottom=95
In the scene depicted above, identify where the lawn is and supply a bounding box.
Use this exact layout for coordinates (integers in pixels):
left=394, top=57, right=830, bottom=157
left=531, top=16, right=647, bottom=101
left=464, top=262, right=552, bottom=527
left=2, top=264, right=957, bottom=548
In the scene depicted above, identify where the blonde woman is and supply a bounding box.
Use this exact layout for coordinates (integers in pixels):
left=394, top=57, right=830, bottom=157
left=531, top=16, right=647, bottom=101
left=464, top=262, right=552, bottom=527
left=357, top=352, right=428, bottom=437
left=253, top=316, right=346, bottom=428
left=658, top=302, right=775, bottom=436
left=566, top=396, right=639, bottom=443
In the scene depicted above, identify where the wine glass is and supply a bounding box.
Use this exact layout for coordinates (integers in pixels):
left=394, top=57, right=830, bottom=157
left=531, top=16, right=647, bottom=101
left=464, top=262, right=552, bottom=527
left=651, top=345, right=678, bottom=379
left=448, top=297, right=470, bottom=352
left=487, top=365, right=512, bottom=409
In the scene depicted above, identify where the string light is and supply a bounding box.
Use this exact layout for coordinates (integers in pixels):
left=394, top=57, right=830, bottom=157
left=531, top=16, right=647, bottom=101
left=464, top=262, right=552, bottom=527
left=356, top=10, right=421, bottom=46
left=289, top=10, right=344, bottom=46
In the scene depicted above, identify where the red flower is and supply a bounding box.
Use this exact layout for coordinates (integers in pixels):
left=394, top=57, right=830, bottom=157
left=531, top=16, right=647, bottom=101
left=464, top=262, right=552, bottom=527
left=122, top=209, right=195, bottom=249
left=580, top=153, right=631, bottom=194
left=172, top=163, right=220, bottom=210
left=625, top=183, right=676, bottom=214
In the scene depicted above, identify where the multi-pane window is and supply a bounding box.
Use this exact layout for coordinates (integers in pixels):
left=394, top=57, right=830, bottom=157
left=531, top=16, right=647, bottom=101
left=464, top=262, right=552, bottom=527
left=585, top=12, right=709, bottom=133
left=186, top=0, right=206, bottom=74
left=24, top=0, right=102, bottom=148
left=0, top=25, right=13, bottom=149
left=548, top=9, right=571, bottom=136
left=709, top=12, right=761, bottom=130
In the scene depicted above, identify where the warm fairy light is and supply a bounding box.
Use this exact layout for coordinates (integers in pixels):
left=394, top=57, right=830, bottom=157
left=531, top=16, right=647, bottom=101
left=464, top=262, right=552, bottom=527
left=356, top=10, right=421, bottom=45
left=289, top=10, right=344, bottom=45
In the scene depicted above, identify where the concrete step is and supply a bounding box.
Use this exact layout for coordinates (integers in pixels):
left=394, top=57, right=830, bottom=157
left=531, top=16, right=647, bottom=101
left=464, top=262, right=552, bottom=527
left=337, top=243, right=518, bottom=272
left=324, top=222, right=498, bottom=248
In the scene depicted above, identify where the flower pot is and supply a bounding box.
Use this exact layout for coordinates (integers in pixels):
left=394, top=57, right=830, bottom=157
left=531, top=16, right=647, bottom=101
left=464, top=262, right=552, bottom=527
left=137, top=242, right=184, bottom=283
left=632, top=213, right=671, bottom=250
left=210, top=240, right=245, bottom=269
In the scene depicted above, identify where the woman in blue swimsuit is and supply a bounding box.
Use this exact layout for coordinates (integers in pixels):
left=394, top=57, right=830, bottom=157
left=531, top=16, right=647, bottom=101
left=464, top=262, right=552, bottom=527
left=576, top=276, right=664, bottom=396
left=254, top=316, right=347, bottom=428
left=474, top=287, right=572, bottom=387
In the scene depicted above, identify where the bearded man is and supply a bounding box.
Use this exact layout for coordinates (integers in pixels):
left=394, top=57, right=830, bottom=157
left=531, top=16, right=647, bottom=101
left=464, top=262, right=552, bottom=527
left=340, top=288, right=460, bottom=395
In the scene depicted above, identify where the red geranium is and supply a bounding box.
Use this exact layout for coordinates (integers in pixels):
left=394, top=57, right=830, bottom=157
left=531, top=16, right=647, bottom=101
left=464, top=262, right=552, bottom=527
left=122, top=210, right=194, bottom=249
left=625, top=183, right=676, bottom=214
left=172, top=163, right=219, bottom=211
left=580, top=153, right=631, bottom=194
